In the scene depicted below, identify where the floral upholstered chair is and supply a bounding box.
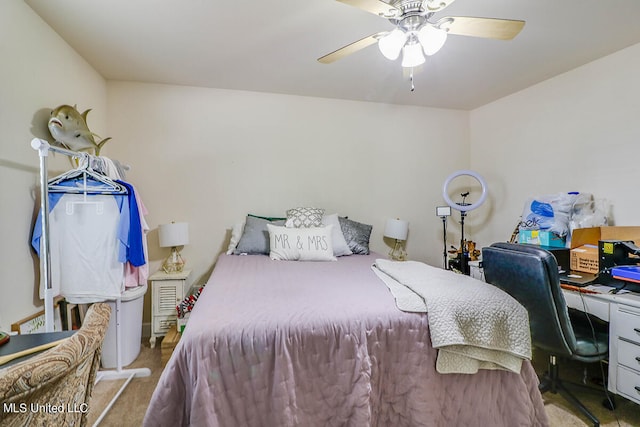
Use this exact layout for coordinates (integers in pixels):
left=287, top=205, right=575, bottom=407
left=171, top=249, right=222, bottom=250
left=0, top=303, right=111, bottom=426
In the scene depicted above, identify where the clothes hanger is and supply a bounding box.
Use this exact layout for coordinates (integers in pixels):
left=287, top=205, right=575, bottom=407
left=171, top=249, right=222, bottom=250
left=48, top=154, right=127, bottom=195
left=47, top=153, right=90, bottom=185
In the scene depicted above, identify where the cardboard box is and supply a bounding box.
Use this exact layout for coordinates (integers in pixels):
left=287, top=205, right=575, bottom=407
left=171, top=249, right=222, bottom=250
left=161, top=325, right=181, bottom=366
left=518, top=230, right=566, bottom=248
left=570, top=245, right=599, bottom=273
left=569, top=226, right=640, bottom=273
left=570, top=226, right=640, bottom=249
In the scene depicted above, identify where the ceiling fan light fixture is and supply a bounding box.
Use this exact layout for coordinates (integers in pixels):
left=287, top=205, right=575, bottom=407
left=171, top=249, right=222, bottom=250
left=401, top=42, right=425, bottom=68
left=378, top=28, right=406, bottom=60
left=418, top=25, right=448, bottom=56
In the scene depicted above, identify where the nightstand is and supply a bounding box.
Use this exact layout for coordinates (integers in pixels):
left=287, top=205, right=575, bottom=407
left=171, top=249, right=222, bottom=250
left=149, top=269, right=191, bottom=348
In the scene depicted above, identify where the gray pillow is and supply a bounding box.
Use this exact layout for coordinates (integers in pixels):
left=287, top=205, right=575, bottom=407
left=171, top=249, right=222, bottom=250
left=234, top=215, right=285, bottom=255
left=338, top=217, right=372, bottom=255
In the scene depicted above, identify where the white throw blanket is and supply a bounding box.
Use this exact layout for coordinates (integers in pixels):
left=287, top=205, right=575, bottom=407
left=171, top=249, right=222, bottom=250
left=373, top=259, right=531, bottom=374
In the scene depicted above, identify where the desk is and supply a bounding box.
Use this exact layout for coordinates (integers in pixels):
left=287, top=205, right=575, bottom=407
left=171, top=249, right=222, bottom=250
left=562, top=287, right=640, bottom=404
left=0, top=330, right=76, bottom=368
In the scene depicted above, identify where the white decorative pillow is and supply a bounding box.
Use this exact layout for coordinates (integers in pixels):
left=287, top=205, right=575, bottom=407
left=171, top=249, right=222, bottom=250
left=267, top=224, right=337, bottom=261
left=226, top=220, right=245, bottom=254
left=322, top=213, right=352, bottom=257
left=285, top=207, right=325, bottom=228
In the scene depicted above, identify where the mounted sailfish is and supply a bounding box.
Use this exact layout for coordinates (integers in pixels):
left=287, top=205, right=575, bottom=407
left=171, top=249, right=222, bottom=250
left=48, top=105, right=111, bottom=155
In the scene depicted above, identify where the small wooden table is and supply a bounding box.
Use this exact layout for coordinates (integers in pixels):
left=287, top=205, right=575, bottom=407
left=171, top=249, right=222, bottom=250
left=160, top=325, right=181, bottom=367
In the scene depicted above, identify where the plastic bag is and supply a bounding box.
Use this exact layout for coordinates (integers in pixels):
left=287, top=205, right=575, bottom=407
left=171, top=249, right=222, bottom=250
left=568, top=194, right=609, bottom=232
left=520, top=193, right=576, bottom=236
left=520, top=192, right=608, bottom=238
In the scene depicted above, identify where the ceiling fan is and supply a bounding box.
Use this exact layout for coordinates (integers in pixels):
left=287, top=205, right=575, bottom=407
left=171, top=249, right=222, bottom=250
left=318, top=0, right=525, bottom=68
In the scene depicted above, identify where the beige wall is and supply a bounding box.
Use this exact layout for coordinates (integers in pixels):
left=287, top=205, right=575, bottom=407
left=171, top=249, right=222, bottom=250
left=0, top=2, right=107, bottom=331
left=470, top=43, right=640, bottom=248
left=105, top=82, right=470, bottom=293
left=1, top=1, right=468, bottom=330
left=7, top=0, right=640, bottom=333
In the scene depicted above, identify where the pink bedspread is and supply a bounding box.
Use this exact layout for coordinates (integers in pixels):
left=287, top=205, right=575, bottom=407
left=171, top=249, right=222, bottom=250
left=144, top=254, right=548, bottom=426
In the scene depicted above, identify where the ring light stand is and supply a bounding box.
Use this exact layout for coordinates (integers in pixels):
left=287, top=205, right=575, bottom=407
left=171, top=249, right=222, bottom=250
left=436, top=206, right=452, bottom=269
left=442, top=170, right=488, bottom=274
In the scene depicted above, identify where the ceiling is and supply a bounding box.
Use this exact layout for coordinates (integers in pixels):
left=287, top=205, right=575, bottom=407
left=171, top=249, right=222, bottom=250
left=25, top=0, right=640, bottom=110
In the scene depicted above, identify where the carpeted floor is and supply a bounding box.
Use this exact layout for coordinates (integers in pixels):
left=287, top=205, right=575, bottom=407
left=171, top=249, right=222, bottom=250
left=531, top=349, right=640, bottom=426
left=86, top=340, right=640, bottom=426
left=86, top=341, right=163, bottom=427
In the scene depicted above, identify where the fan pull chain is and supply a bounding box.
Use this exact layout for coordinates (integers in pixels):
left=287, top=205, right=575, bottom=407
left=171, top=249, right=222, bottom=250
left=409, top=69, right=415, bottom=92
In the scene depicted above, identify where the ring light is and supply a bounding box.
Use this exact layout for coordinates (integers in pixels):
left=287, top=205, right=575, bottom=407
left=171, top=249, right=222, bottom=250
left=442, top=170, right=488, bottom=212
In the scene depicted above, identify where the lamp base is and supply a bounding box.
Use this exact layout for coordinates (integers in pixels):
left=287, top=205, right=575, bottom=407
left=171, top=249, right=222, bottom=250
left=162, top=247, right=185, bottom=274
left=389, top=240, right=407, bottom=261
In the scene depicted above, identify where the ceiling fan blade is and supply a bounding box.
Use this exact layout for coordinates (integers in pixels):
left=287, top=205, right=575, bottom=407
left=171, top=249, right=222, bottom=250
left=424, top=0, right=457, bottom=13
left=439, top=16, right=525, bottom=40
left=336, top=0, right=399, bottom=18
left=318, top=32, right=387, bottom=64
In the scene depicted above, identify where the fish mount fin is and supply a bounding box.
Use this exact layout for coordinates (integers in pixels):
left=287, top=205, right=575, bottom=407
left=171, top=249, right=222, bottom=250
left=80, top=107, right=92, bottom=122
left=82, top=108, right=112, bottom=155
left=94, top=136, right=112, bottom=156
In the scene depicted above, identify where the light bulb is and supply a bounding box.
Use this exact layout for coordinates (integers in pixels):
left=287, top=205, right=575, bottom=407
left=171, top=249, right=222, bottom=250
left=418, top=25, right=447, bottom=56
left=401, top=42, right=425, bottom=68
left=378, top=28, right=407, bottom=60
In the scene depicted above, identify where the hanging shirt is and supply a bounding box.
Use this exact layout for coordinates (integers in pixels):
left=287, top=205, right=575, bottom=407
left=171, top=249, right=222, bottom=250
left=124, top=185, right=150, bottom=287
left=32, top=179, right=129, bottom=259
left=117, top=180, right=145, bottom=267
left=31, top=181, right=129, bottom=303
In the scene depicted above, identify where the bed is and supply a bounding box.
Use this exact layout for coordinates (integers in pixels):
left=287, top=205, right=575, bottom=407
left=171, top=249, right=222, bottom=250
left=144, top=252, right=548, bottom=426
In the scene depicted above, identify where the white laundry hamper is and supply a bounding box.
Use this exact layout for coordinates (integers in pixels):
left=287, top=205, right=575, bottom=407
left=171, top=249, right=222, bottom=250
left=101, top=283, right=148, bottom=368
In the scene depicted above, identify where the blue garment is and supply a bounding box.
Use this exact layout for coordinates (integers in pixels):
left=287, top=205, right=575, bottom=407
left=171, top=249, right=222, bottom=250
left=31, top=178, right=129, bottom=258
left=116, top=180, right=146, bottom=267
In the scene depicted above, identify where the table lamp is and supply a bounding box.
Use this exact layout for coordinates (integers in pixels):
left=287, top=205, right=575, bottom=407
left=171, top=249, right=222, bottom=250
left=158, top=222, right=189, bottom=273
left=384, top=218, right=409, bottom=261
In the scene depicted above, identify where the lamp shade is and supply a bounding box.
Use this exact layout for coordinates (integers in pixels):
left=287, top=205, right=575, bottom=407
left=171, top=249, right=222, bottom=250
left=378, top=28, right=407, bottom=60
left=418, top=25, right=447, bottom=56
left=401, top=42, right=425, bottom=68
left=384, top=218, right=409, bottom=241
left=158, top=222, right=189, bottom=247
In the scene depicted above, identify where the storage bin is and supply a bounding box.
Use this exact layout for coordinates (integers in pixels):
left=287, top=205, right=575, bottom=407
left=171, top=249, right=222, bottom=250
left=101, top=284, right=148, bottom=368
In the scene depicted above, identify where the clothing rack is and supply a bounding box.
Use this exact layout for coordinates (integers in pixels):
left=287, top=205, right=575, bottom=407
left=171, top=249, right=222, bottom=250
left=31, top=138, right=150, bottom=426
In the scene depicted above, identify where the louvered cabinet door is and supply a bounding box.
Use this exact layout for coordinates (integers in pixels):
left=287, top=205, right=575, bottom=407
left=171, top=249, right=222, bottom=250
left=149, top=270, right=191, bottom=348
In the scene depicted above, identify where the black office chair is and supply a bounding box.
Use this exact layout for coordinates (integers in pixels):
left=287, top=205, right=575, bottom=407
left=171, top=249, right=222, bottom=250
left=482, top=242, right=610, bottom=427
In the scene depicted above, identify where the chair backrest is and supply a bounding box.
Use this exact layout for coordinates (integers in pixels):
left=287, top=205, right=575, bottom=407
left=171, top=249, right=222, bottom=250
left=482, top=242, right=577, bottom=357
left=0, top=303, right=111, bottom=427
